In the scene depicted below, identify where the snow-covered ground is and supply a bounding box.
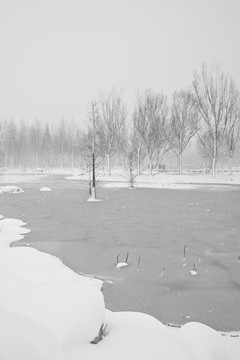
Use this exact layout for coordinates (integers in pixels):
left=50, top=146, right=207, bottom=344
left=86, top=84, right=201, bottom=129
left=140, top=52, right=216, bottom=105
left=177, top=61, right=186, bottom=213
left=0, top=214, right=239, bottom=359
left=1, top=167, right=240, bottom=188
left=0, top=185, right=24, bottom=193
left=66, top=171, right=240, bottom=189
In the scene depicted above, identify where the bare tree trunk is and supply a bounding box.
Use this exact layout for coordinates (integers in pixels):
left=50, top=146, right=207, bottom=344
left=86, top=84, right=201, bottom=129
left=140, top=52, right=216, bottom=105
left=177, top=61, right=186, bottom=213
left=212, top=130, right=217, bottom=179
left=91, top=152, right=96, bottom=199
left=137, top=148, right=141, bottom=176
left=178, top=152, right=183, bottom=175
left=107, top=155, right=111, bottom=176
left=71, top=143, right=74, bottom=168
left=35, top=142, right=38, bottom=169
left=60, top=145, right=63, bottom=168
left=149, top=157, right=153, bottom=175
left=229, top=150, right=233, bottom=175
left=212, top=156, right=216, bottom=179
left=4, top=152, right=8, bottom=168
left=35, top=153, right=38, bottom=168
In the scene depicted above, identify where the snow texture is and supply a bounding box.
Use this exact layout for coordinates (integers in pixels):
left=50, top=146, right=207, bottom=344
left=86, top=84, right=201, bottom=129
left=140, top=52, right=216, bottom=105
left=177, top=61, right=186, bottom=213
left=40, top=187, right=52, bottom=192
left=0, top=185, right=24, bottom=193
left=87, top=198, right=102, bottom=202
left=115, top=262, right=128, bottom=269
left=0, top=215, right=239, bottom=360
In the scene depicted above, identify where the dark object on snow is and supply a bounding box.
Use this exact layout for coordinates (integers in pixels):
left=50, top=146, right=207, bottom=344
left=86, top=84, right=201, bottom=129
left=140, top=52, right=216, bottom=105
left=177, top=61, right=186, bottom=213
left=90, top=323, right=108, bottom=344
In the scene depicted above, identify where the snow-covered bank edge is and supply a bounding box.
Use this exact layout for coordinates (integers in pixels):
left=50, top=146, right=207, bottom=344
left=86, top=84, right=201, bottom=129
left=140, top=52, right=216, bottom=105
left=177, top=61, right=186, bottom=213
left=0, top=215, right=240, bottom=359
left=66, top=172, right=240, bottom=190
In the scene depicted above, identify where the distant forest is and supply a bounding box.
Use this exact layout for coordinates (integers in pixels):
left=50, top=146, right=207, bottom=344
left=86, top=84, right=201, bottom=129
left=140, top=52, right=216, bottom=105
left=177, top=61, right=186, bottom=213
left=0, top=118, right=85, bottom=169
left=1, top=64, right=240, bottom=178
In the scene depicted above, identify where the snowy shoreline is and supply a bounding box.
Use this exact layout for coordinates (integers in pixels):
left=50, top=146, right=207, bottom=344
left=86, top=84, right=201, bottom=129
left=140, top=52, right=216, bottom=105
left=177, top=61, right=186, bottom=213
left=0, top=214, right=240, bottom=359
left=2, top=168, right=240, bottom=189
left=66, top=171, right=240, bottom=189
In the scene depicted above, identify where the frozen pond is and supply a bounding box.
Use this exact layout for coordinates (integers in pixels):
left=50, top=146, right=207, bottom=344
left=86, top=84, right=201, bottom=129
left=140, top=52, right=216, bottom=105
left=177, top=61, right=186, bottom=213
left=2, top=176, right=240, bottom=331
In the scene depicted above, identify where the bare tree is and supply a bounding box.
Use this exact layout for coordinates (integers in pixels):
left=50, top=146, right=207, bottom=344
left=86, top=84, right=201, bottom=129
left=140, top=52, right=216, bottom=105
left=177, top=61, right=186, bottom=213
left=5, top=119, right=18, bottom=167
left=192, top=64, right=238, bottom=178
left=134, top=89, right=168, bottom=175
left=120, top=127, right=139, bottom=188
left=0, top=119, right=7, bottom=166
left=132, top=112, right=146, bottom=175
left=196, top=130, right=215, bottom=172
left=41, top=123, right=53, bottom=168
left=29, top=119, right=42, bottom=168
left=82, top=101, right=104, bottom=199
left=98, top=89, right=126, bottom=176
left=155, top=135, right=172, bottom=172
left=16, top=120, right=29, bottom=168
left=169, top=90, right=200, bottom=174
left=67, top=118, right=78, bottom=169
left=0, top=119, right=6, bottom=139
left=224, top=90, right=240, bottom=174
left=57, top=118, right=67, bottom=168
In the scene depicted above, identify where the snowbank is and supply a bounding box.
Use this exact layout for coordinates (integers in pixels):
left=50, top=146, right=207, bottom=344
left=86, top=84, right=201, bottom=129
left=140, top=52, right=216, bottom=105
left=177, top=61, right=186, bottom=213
left=40, top=187, right=52, bottom=192
left=0, top=215, right=239, bottom=360
left=0, top=218, right=30, bottom=248
left=66, top=172, right=240, bottom=190
left=0, top=185, right=24, bottom=193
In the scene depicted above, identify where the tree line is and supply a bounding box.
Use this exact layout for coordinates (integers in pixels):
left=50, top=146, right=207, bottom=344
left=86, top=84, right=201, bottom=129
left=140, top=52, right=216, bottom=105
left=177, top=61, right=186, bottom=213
left=0, top=118, right=84, bottom=169
left=1, top=64, right=240, bottom=178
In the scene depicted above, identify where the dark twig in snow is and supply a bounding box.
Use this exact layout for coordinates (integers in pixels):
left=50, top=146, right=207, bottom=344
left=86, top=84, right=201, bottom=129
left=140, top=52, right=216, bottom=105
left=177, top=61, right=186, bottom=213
left=116, top=254, right=120, bottom=264
left=90, top=323, right=108, bottom=344
left=190, top=263, right=198, bottom=275
left=137, top=256, right=141, bottom=270
left=116, top=252, right=129, bottom=268
left=183, top=244, right=187, bottom=260
left=161, top=265, right=165, bottom=276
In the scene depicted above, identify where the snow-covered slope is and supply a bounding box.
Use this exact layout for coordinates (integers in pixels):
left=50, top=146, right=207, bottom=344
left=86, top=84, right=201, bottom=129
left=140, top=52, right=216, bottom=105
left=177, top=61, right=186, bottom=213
left=0, top=216, right=239, bottom=360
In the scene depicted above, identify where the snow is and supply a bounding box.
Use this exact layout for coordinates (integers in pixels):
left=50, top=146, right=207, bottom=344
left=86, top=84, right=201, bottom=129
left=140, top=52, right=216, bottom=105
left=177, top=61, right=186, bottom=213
left=115, top=253, right=129, bottom=268
left=0, top=215, right=240, bottom=359
left=190, top=270, right=197, bottom=276
left=116, top=262, right=128, bottom=268
left=40, top=187, right=52, bottom=192
left=0, top=218, right=30, bottom=248
left=0, top=185, right=24, bottom=193
left=0, top=281, right=105, bottom=347
left=87, top=197, right=102, bottom=202
left=66, top=171, right=240, bottom=190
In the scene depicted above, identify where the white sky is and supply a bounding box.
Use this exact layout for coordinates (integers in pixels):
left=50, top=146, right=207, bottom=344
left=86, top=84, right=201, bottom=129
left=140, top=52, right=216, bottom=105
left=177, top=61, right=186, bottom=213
left=0, top=0, right=240, bottom=125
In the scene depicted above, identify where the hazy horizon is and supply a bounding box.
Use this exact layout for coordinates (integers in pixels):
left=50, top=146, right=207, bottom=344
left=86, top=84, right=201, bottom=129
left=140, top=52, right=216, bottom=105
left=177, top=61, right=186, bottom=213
left=1, top=0, right=240, bottom=125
